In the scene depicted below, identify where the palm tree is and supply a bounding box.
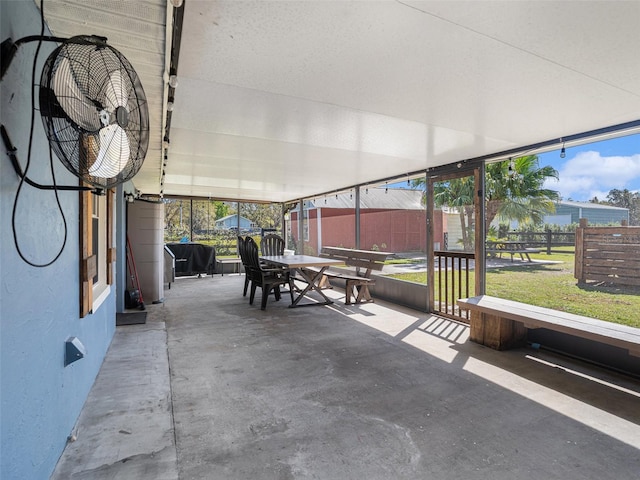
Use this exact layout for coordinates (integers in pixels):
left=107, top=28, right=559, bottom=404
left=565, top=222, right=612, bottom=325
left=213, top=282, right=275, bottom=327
left=414, top=155, right=560, bottom=246
left=434, top=177, right=475, bottom=250
left=485, top=155, right=559, bottom=233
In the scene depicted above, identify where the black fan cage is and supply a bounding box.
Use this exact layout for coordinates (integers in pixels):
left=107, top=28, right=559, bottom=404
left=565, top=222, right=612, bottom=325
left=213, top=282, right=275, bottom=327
left=39, top=35, right=149, bottom=190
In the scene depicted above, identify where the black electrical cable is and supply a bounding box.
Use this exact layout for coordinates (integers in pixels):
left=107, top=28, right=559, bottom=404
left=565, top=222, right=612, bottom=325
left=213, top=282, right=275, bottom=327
left=11, top=0, right=68, bottom=267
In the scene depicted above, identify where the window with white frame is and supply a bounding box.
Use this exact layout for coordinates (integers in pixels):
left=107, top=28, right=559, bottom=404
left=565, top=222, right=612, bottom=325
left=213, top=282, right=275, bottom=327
left=91, top=193, right=110, bottom=309
left=80, top=189, right=113, bottom=317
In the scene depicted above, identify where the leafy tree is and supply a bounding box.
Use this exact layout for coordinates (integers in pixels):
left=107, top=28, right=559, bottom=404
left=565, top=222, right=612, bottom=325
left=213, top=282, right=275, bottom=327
left=164, top=199, right=233, bottom=241
left=213, top=201, right=230, bottom=221
left=164, top=199, right=191, bottom=240
left=191, top=200, right=222, bottom=237
left=606, top=188, right=636, bottom=208
left=242, top=203, right=282, bottom=230
left=605, top=188, right=640, bottom=225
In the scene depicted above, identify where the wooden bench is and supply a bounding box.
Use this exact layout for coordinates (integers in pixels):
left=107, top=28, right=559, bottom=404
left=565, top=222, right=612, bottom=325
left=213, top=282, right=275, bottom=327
left=457, top=295, right=640, bottom=357
left=305, top=247, right=390, bottom=304
left=216, top=257, right=242, bottom=276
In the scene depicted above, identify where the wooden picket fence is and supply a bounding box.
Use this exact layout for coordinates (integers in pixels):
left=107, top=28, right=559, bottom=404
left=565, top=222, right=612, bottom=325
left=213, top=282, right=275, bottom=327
left=575, top=219, right=640, bottom=286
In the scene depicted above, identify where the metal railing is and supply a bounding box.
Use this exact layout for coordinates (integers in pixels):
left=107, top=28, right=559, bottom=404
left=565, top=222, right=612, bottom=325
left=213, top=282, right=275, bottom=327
left=433, top=250, right=475, bottom=323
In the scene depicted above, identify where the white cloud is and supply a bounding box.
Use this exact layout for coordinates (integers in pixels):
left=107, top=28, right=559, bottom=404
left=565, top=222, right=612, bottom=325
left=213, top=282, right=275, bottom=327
left=544, top=151, right=640, bottom=201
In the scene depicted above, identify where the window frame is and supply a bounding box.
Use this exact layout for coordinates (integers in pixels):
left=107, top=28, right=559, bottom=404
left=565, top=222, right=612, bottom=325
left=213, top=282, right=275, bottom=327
left=80, top=188, right=115, bottom=317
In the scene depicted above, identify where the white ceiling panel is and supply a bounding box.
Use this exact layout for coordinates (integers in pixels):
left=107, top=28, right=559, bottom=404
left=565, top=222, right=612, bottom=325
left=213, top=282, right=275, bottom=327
left=40, top=1, right=640, bottom=202
left=414, top=1, right=640, bottom=95
left=40, top=0, right=169, bottom=196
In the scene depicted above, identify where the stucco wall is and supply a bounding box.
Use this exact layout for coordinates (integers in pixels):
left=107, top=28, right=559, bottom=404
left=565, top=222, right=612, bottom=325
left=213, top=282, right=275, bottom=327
left=1, top=2, right=117, bottom=478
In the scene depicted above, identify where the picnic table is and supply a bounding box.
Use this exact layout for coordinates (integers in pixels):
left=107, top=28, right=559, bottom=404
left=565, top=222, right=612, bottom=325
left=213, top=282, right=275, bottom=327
left=260, top=254, right=343, bottom=307
left=486, top=240, right=540, bottom=262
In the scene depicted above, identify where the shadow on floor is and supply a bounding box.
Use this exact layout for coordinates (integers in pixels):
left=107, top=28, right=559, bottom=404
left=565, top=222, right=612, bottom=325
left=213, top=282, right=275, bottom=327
left=53, top=275, right=640, bottom=480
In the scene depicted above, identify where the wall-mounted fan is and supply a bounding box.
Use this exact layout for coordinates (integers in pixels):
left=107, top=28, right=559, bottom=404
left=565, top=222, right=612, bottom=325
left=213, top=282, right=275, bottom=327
left=2, top=34, right=149, bottom=191
left=39, top=35, right=149, bottom=190
left=1, top=30, right=150, bottom=267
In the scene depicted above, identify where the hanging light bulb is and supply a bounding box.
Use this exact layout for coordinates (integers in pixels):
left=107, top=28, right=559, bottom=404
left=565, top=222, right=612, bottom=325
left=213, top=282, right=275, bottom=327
left=560, top=142, right=566, bottom=158
left=168, top=74, right=178, bottom=89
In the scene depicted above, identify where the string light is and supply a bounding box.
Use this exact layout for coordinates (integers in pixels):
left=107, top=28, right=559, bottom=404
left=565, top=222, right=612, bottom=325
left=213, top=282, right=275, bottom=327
left=507, top=157, right=524, bottom=182
left=560, top=139, right=566, bottom=158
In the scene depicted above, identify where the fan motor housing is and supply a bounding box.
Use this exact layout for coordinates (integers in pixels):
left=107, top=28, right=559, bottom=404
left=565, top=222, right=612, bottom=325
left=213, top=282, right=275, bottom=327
left=115, top=106, right=129, bottom=128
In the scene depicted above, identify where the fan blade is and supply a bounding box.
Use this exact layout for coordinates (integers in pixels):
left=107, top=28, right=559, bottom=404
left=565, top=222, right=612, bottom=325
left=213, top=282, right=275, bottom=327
left=52, top=57, right=101, bottom=131
left=89, top=124, right=130, bottom=178
left=104, top=69, right=129, bottom=112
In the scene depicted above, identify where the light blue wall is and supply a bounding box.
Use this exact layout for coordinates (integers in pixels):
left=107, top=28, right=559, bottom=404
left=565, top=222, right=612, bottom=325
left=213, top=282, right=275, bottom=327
left=1, top=2, right=117, bottom=478
left=555, top=203, right=629, bottom=225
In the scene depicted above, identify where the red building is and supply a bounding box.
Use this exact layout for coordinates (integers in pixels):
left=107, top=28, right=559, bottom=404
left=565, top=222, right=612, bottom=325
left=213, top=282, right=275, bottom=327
left=289, top=188, right=445, bottom=255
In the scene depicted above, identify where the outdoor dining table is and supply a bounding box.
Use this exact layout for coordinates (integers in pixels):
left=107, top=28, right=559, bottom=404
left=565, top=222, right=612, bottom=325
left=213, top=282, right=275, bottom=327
left=260, top=254, right=343, bottom=307
left=485, top=240, right=539, bottom=262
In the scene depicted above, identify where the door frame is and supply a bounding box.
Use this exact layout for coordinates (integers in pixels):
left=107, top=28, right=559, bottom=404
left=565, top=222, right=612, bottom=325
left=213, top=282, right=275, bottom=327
left=426, top=163, right=485, bottom=317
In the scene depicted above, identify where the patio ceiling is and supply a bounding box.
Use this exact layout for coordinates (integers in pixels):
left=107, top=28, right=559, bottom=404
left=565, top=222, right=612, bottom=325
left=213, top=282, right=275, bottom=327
left=42, top=1, right=640, bottom=203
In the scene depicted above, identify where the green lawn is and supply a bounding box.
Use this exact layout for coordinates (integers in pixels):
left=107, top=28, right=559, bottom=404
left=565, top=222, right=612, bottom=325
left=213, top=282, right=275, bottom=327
left=387, top=250, right=640, bottom=328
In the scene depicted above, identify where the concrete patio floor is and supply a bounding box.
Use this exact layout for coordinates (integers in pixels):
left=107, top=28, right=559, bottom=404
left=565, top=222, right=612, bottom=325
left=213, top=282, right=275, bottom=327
left=52, top=275, right=640, bottom=479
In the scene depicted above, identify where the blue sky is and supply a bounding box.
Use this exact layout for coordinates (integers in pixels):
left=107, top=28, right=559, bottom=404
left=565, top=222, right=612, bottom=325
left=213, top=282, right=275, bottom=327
left=538, top=133, right=640, bottom=202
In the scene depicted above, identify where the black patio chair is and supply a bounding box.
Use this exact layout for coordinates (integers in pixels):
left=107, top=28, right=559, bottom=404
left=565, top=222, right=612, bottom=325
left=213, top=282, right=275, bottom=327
left=261, top=233, right=285, bottom=256
left=260, top=233, right=295, bottom=290
left=245, top=237, right=292, bottom=310
left=237, top=235, right=252, bottom=296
